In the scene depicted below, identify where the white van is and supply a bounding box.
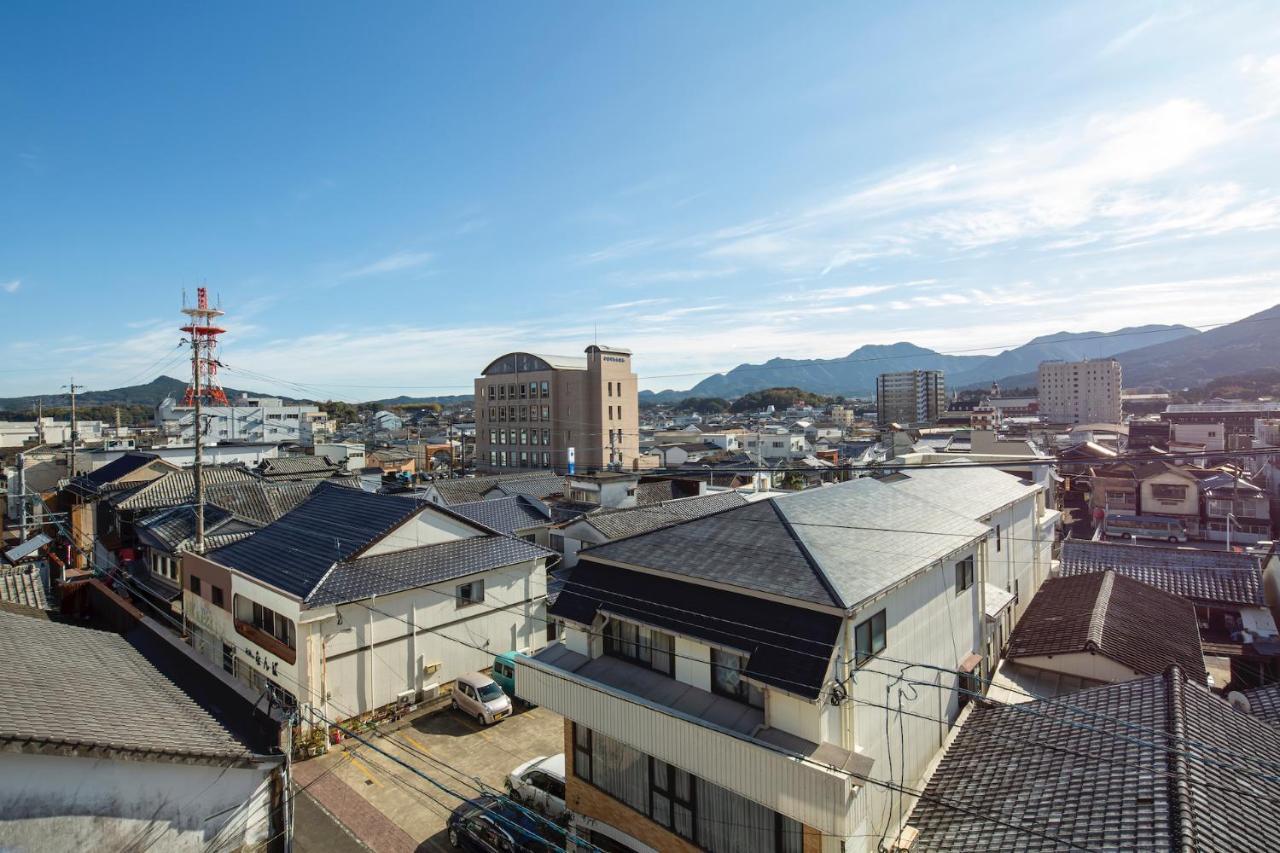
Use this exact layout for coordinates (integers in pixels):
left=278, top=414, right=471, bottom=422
left=1103, top=514, right=1188, bottom=543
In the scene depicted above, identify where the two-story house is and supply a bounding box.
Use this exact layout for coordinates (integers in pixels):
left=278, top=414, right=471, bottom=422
left=183, top=482, right=554, bottom=727
left=518, top=477, right=997, bottom=852
left=1135, top=461, right=1203, bottom=536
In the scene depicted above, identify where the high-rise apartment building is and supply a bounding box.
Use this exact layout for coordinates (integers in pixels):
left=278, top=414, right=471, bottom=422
left=875, top=370, right=945, bottom=425
left=475, top=345, right=639, bottom=473
left=1037, top=358, right=1122, bottom=425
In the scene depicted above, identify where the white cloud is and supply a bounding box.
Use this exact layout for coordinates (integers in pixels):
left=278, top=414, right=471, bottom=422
left=343, top=251, right=433, bottom=278
left=2, top=280, right=19, bottom=294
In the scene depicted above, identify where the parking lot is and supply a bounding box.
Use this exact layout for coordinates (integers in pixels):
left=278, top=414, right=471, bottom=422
left=294, top=704, right=566, bottom=853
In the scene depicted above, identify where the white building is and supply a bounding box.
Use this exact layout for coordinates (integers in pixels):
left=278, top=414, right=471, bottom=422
left=313, top=441, right=367, bottom=472
left=1037, top=358, right=1122, bottom=425
left=0, top=611, right=285, bottom=852
left=156, top=393, right=324, bottom=444
left=184, top=482, right=553, bottom=727
left=520, top=471, right=1054, bottom=852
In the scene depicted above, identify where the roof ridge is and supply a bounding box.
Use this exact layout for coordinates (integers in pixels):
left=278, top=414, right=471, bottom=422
left=1163, top=667, right=1197, bottom=851
left=770, top=499, right=846, bottom=610
left=1086, top=571, right=1115, bottom=650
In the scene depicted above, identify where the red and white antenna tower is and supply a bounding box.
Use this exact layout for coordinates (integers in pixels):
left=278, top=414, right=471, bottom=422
left=180, top=287, right=230, bottom=406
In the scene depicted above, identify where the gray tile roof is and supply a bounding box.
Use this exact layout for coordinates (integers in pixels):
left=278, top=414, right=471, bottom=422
left=1007, top=572, right=1207, bottom=682
left=210, top=482, right=426, bottom=598
left=204, top=476, right=363, bottom=526
left=431, top=472, right=563, bottom=505
left=1060, top=540, right=1264, bottom=606
left=450, top=495, right=551, bottom=535
left=908, top=669, right=1280, bottom=852
left=878, top=465, right=1041, bottom=519
left=135, top=504, right=260, bottom=554
left=0, top=610, right=253, bottom=762
left=306, top=535, right=553, bottom=608
left=110, top=465, right=259, bottom=511
left=256, top=455, right=343, bottom=480
left=583, top=492, right=750, bottom=540
left=585, top=478, right=988, bottom=609
left=1240, top=683, right=1280, bottom=727
left=0, top=566, right=49, bottom=611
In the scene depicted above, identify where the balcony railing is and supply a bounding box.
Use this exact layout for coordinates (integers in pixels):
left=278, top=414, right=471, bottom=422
left=518, top=644, right=862, bottom=837
left=234, top=619, right=297, bottom=665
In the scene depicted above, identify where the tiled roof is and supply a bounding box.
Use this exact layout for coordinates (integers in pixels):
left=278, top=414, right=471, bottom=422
left=110, top=465, right=259, bottom=512
left=583, top=492, right=750, bottom=540
left=584, top=477, right=988, bottom=609
left=81, top=452, right=162, bottom=486
left=209, top=482, right=425, bottom=598
left=550, top=560, right=840, bottom=700
left=0, top=566, right=49, bottom=611
left=203, top=476, right=362, bottom=526
left=256, top=455, right=343, bottom=480
left=306, top=536, right=553, bottom=608
left=1060, top=540, right=1264, bottom=606
left=450, top=495, right=551, bottom=535
left=908, top=670, right=1280, bottom=852
left=1007, top=572, right=1207, bottom=682
left=431, top=472, right=564, bottom=505
left=0, top=610, right=253, bottom=762
left=135, top=504, right=261, bottom=554
left=878, top=465, right=1041, bottom=520
left=1240, top=683, right=1280, bottom=727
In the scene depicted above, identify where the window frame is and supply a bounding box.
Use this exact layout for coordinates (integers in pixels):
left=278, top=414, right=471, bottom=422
left=456, top=579, right=485, bottom=608
left=854, top=609, right=887, bottom=666
left=955, top=556, right=974, bottom=594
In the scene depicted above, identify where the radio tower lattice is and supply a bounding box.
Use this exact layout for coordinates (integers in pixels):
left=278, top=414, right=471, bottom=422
left=180, top=287, right=229, bottom=406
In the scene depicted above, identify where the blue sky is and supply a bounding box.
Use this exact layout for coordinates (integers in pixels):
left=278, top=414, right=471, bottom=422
left=3, top=2, right=1280, bottom=399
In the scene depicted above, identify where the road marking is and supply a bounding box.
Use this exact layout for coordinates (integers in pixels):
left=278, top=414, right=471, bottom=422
left=343, top=748, right=382, bottom=787
left=402, top=733, right=430, bottom=755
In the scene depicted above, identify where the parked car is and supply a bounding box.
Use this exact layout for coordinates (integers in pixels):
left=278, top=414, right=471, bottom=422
left=505, top=754, right=566, bottom=819
left=447, top=794, right=556, bottom=852
left=451, top=672, right=513, bottom=725
left=1103, top=513, right=1188, bottom=543
left=491, top=651, right=530, bottom=704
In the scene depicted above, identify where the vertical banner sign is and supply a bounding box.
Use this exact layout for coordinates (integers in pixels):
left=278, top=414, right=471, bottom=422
left=567, top=446, right=576, bottom=475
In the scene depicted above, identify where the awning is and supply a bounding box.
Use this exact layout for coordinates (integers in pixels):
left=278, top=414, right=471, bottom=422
left=3, top=533, right=51, bottom=565
left=984, top=583, right=1016, bottom=620
left=959, top=652, right=983, bottom=673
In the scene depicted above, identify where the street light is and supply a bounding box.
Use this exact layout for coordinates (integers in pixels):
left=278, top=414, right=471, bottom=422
left=701, top=463, right=714, bottom=489
left=1226, top=511, right=1237, bottom=552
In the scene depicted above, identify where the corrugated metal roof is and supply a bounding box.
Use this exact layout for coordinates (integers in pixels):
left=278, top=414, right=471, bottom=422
left=306, top=536, right=552, bottom=608
left=0, top=610, right=253, bottom=761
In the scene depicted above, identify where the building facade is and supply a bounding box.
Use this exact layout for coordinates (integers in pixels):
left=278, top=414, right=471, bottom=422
left=1037, top=359, right=1122, bottom=425
left=875, top=370, right=945, bottom=425
left=156, top=394, right=326, bottom=444
left=475, top=345, right=640, bottom=474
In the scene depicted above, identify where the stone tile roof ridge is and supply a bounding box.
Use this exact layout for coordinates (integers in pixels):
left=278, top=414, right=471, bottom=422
left=1088, top=570, right=1115, bottom=650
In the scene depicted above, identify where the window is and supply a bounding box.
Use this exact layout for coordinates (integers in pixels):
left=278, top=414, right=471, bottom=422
left=541, top=405, right=550, bottom=420
left=189, top=575, right=201, bottom=595
left=651, top=758, right=695, bottom=840
left=487, top=385, right=495, bottom=400
left=211, top=585, right=224, bottom=608
left=1152, top=483, right=1188, bottom=501
left=489, top=451, right=497, bottom=465
left=499, top=429, right=507, bottom=445
left=520, top=405, right=528, bottom=421
left=542, top=428, right=550, bottom=445
left=499, top=451, right=507, bottom=466
left=508, top=384, right=517, bottom=399
left=540, top=381, right=549, bottom=397
left=222, top=642, right=235, bottom=674
left=607, top=381, right=613, bottom=397
left=498, top=384, right=506, bottom=400
left=546, top=618, right=560, bottom=642
left=542, top=451, right=550, bottom=466
left=520, top=429, right=528, bottom=445
left=457, top=579, right=484, bottom=607
left=710, top=647, right=763, bottom=707
left=603, top=618, right=675, bottom=676
left=529, top=382, right=537, bottom=398
left=854, top=610, right=887, bottom=666
left=530, top=407, right=539, bottom=422
left=489, top=429, right=497, bottom=444
left=955, top=556, right=974, bottom=593
left=508, top=406, right=516, bottom=421
left=573, top=724, right=593, bottom=783
left=995, top=524, right=1002, bottom=552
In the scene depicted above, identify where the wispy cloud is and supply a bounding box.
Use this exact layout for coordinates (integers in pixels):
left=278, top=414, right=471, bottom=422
left=2, top=280, right=20, bottom=294
left=602, top=298, right=669, bottom=311
left=343, top=250, right=434, bottom=278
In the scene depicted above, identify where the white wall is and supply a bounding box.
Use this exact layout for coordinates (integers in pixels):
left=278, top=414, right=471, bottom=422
left=0, top=752, right=277, bottom=853
left=362, top=510, right=481, bottom=555
left=1010, top=653, right=1140, bottom=683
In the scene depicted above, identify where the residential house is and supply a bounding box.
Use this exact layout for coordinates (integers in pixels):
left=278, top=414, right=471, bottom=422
left=371, top=410, right=405, bottom=432
left=417, top=471, right=564, bottom=508
left=1199, top=471, right=1272, bottom=544
left=1086, top=461, right=1139, bottom=520
left=184, top=482, right=554, bottom=726
left=518, top=477, right=999, bottom=852
left=989, top=571, right=1206, bottom=703
left=553, top=491, right=749, bottom=568
left=451, top=494, right=554, bottom=546
left=905, top=668, right=1280, bottom=851
left=255, top=455, right=344, bottom=481
left=651, top=441, right=724, bottom=467
left=366, top=447, right=417, bottom=478
left=313, top=442, right=367, bottom=473
left=0, top=610, right=287, bottom=852
left=1136, top=461, right=1203, bottom=536
left=1060, top=540, right=1275, bottom=642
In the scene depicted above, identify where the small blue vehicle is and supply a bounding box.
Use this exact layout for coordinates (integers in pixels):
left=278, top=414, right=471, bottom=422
left=492, top=650, right=531, bottom=704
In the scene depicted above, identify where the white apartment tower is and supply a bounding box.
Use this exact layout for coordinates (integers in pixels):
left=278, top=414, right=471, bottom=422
left=1037, top=358, right=1122, bottom=425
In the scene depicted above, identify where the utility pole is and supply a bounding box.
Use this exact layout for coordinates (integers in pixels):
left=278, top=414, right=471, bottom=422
left=192, top=333, right=205, bottom=555
left=62, top=379, right=85, bottom=478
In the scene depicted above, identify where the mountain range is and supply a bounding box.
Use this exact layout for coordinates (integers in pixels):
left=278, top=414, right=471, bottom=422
left=0, top=375, right=299, bottom=413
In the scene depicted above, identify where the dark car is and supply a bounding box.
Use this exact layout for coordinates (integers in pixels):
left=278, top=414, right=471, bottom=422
left=446, top=794, right=559, bottom=852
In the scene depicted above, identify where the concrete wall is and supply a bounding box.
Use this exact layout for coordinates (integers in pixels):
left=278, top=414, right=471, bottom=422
left=0, top=752, right=277, bottom=852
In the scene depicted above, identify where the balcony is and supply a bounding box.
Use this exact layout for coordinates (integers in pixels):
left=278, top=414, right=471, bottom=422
left=518, top=643, right=865, bottom=837
left=233, top=619, right=297, bottom=665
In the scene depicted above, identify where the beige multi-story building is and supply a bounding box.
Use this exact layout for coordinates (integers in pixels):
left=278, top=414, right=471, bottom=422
left=876, top=370, right=945, bottom=425
left=475, top=345, right=640, bottom=473
left=1037, top=358, right=1122, bottom=425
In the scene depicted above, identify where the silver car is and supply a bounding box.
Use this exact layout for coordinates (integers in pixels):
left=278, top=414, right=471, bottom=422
left=506, top=754, right=566, bottom=818
left=451, top=671, right=513, bottom=725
